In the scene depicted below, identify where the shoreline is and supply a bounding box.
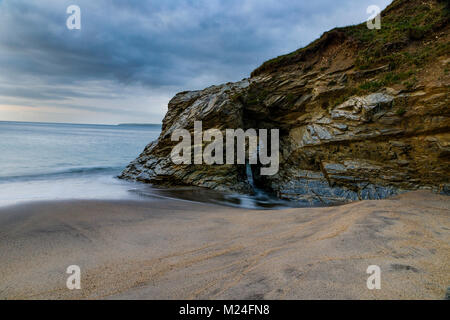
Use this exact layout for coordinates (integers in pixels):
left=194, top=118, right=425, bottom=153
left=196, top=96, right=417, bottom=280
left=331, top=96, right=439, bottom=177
left=0, top=191, right=448, bottom=300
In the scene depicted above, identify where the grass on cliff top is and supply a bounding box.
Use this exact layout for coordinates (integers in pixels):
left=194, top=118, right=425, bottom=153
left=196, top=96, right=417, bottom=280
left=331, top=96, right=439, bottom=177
left=349, top=0, right=449, bottom=70
left=251, top=0, right=449, bottom=77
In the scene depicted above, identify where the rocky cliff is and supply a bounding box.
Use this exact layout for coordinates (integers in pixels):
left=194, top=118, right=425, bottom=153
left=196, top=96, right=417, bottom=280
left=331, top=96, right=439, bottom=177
left=120, top=0, right=450, bottom=205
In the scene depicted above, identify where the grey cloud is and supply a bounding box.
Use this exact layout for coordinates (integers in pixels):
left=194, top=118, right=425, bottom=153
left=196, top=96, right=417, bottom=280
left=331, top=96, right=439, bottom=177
left=0, top=0, right=392, bottom=124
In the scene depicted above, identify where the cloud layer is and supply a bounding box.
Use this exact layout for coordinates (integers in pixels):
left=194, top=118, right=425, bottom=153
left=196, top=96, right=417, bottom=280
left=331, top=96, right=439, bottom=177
left=0, top=0, right=391, bottom=124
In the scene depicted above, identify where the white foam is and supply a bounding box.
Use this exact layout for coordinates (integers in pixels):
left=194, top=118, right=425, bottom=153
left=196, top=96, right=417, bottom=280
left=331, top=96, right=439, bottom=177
left=0, top=174, right=143, bottom=207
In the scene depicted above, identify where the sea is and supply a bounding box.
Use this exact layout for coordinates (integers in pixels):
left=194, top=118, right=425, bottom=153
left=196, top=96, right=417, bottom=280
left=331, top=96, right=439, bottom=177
left=0, top=121, right=162, bottom=207
left=0, top=121, right=297, bottom=209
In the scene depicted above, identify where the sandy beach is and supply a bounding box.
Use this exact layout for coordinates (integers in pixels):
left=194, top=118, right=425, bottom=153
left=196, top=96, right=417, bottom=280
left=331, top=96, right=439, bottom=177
left=0, top=190, right=448, bottom=300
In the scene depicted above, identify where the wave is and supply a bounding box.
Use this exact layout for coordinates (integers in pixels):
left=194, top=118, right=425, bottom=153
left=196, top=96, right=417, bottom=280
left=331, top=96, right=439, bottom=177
left=0, top=165, right=124, bottom=183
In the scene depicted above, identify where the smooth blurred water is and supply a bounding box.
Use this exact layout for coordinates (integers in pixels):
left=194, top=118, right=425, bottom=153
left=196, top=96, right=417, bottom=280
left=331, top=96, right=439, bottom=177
left=0, top=121, right=300, bottom=209
left=0, top=121, right=161, bottom=206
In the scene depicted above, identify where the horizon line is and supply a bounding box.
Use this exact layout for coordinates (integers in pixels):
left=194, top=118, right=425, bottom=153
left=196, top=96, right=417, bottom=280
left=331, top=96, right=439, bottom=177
left=0, top=119, right=162, bottom=126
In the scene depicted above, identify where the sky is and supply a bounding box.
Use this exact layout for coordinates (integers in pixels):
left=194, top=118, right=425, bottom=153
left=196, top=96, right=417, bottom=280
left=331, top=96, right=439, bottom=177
left=0, top=0, right=391, bottom=125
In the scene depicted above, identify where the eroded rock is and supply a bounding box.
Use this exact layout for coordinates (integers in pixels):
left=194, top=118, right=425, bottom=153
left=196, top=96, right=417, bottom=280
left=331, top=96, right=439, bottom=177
left=120, top=0, right=450, bottom=205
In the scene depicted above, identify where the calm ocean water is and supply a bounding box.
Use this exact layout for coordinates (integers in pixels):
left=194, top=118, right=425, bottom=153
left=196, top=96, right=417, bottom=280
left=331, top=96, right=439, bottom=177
left=0, top=121, right=161, bottom=206
left=0, top=121, right=299, bottom=209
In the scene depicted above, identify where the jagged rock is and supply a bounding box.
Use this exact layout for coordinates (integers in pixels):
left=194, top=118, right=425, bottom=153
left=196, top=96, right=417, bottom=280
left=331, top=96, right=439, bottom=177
left=120, top=80, right=255, bottom=193
left=330, top=93, right=394, bottom=122
left=121, top=0, right=450, bottom=205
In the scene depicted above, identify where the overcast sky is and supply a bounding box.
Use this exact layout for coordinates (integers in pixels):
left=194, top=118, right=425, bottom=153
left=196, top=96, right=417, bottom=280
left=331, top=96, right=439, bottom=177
left=0, top=0, right=391, bottom=124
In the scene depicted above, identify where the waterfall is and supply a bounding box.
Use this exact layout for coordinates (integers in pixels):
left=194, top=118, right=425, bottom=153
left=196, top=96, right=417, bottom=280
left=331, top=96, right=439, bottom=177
left=246, top=144, right=259, bottom=192
left=243, top=161, right=289, bottom=209
left=246, top=163, right=256, bottom=190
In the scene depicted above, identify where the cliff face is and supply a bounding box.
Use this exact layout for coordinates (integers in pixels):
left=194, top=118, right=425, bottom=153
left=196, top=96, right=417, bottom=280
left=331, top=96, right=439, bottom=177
left=121, top=0, right=450, bottom=205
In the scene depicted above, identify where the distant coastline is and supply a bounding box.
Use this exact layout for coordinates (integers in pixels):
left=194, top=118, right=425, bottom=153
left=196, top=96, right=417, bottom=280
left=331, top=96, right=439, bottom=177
left=117, top=123, right=162, bottom=127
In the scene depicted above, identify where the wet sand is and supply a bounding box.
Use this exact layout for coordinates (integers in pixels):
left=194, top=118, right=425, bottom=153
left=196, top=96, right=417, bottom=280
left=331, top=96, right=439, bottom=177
left=0, top=191, right=448, bottom=300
